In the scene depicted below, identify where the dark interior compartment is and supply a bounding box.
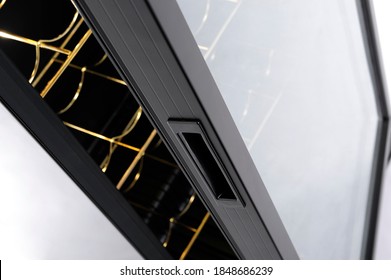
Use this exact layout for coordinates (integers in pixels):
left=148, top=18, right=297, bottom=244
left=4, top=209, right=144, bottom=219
left=0, top=0, right=237, bottom=260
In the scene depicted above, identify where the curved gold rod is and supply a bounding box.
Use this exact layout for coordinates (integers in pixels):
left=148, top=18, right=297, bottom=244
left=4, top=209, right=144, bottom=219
left=29, top=42, right=41, bottom=84
left=57, top=66, right=86, bottom=114
left=0, top=0, right=6, bottom=9
left=123, top=157, right=144, bottom=193
left=57, top=54, right=112, bottom=115
left=29, top=12, right=79, bottom=84
left=109, top=107, right=142, bottom=149
left=195, top=0, right=211, bottom=35
left=176, top=193, right=196, bottom=220
left=32, top=17, right=84, bottom=87
left=100, top=107, right=142, bottom=172
left=163, top=193, right=196, bottom=248
left=93, top=53, right=108, bottom=67
left=162, top=219, right=175, bottom=248
left=41, top=12, right=79, bottom=44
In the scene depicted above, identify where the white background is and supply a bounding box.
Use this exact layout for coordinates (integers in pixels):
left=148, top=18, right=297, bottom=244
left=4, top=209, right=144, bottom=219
left=0, top=103, right=142, bottom=259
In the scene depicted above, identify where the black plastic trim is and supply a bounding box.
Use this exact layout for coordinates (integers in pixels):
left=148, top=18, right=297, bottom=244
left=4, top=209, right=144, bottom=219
left=357, top=0, right=391, bottom=259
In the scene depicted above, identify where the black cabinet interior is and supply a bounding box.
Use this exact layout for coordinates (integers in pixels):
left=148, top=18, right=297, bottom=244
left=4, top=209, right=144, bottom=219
left=0, top=0, right=237, bottom=260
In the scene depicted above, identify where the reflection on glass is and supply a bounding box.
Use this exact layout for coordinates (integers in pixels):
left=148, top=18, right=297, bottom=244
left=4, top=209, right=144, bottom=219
left=177, top=0, right=378, bottom=259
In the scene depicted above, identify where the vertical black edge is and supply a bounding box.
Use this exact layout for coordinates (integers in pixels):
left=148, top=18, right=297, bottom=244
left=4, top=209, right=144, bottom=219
left=145, top=0, right=298, bottom=259
left=357, top=0, right=391, bottom=259
left=0, top=50, right=171, bottom=260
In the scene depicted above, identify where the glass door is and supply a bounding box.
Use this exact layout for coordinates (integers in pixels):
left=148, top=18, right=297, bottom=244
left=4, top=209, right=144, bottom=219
left=71, top=0, right=389, bottom=259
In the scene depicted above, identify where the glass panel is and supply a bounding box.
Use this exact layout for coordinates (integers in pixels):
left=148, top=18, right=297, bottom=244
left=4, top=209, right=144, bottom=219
left=177, top=0, right=378, bottom=259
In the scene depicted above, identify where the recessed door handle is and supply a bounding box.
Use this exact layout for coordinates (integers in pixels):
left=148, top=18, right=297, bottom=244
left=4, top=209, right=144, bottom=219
left=168, top=120, right=244, bottom=206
